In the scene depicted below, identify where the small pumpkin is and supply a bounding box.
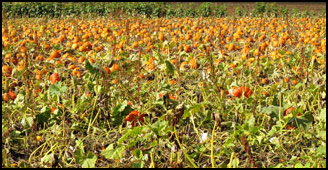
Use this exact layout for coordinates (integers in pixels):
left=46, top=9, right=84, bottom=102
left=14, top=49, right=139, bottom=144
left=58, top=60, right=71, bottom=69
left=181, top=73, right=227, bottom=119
left=125, top=111, right=145, bottom=127
left=50, top=72, right=60, bottom=84
left=231, top=86, right=253, bottom=98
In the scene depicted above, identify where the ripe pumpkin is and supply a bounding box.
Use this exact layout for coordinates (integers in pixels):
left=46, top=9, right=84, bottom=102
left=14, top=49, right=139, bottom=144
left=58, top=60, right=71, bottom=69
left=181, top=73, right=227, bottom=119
left=110, top=64, right=120, bottom=72
left=138, top=73, right=145, bottom=79
left=3, top=93, right=9, bottom=102
left=158, top=32, right=164, bottom=41
left=51, top=107, right=56, bottom=113
left=261, top=78, right=268, bottom=84
left=112, top=79, right=119, bottom=84
left=35, top=136, right=42, bottom=142
left=284, top=77, right=290, bottom=83
left=125, top=111, right=145, bottom=127
left=132, top=42, right=139, bottom=48
left=169, top=79, right=176, bottom=85
left=50, top=50, right=61, bottom=59
left=50, top=73, right=60, bottom=84
left=262, top=91, right=270, bottom=96
left=231, top=86, right=253, bottom=98
left=184, top=45, right=192, bottom=53
left=2, top=65, right=12, bottom=77
left=78, top=57, right=86, bottom=63
left=104, top=66, right=111, bottom=75
left=284, top=107, right=301, bottom=117
left=35, top=74, right=42, bottom=80
left=227, top=43, right=235, bottom=51
left=189, top=58, right=198, bottom=69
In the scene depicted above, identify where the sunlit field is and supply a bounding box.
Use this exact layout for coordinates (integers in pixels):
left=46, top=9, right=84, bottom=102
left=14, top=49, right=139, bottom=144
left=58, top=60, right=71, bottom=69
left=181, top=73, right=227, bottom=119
left=2, top=2, right=326, bottom=168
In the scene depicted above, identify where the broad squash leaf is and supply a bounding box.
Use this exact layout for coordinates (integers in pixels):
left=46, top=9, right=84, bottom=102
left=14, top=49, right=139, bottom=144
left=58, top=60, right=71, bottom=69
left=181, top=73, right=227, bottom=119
left=81, top=152, right=97, bottom=168
left=165, top=60, right=175, bottom=75
left=261, top=105, right=284, bottom=119
left=111, top=101, right=133, bottom=126
left=101, top=144, right=125, bottom=160
left=85, top=59, right=99, bottom=75
left=49, top=82, right=67, bottom=96
left=37, top=106, right=51, bottom=125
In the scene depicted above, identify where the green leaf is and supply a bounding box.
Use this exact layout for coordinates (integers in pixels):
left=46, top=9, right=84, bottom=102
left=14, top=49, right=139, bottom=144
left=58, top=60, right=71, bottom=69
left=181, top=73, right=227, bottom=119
left=13, top=93, right=24, bottom=105
left=278, top=50, right=286, bottom=55
left=295, top=162, right=304, bottom=168
left=85, top=59, right=99, bottom=75
left=261, top=105, right=284, bottom=119
left=111, top=101, right=133, bottom=126
left=165, top=60, right=175, bottom=75
left=132, top=149, right=143, bottom=160
left=183, top=104, right=202, bottom=119
left=287, top=111, right=313, bottom=129
left=272, top=95, right=279, bottom=106
left=118, top=126, right=144, bottom=143
left=267, top=125, right=278, bottom=137
left=81, top=152, right=97, bottom=168
left=37, top=107, right=51, bottom=125
left=294, top=82, right=303, bottom=89
left=150, top=120, right=168, bottom=137
left=75, top=139, right=85, bottom=153
left=41, top=153, right=53, bottom=164
left=274, top=163, right=284, bottom=168
left=75, top=149, right=85, bottom=165
left=132, top=161, right=144, bottom=168
left=319, top=108, right=326, bottom=122
left=248, top=114, right=255, bottom=128
left=304, top=162, right=311, bottom=168
left=21, top=117, right=33, bottom=128
left=49, top=83, right=67, bottom=96
left=318, top=130, right=326, bottom=140
left=316, top=144, right=326, bottom=156
left=101, top=144, right=125, bottom=160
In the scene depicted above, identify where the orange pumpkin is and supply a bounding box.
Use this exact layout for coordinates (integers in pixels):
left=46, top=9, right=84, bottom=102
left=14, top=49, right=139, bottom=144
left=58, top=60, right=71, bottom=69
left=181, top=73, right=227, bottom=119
left=125, top=111, right=145, bottom=127
left=158, top=32, right=164, bottom=41
left=3, top=93, right=9, bottom=102
left=184, top=45, right=192, bottom=53
left=231, top=86, right=253, bottom=98
left=50, top=73, right=60, bottom=84
left=284, top=107, right=301, bottom=117
left=110, top=64, right=120, bottom=72
left=50, top=50, right=61, bottom=59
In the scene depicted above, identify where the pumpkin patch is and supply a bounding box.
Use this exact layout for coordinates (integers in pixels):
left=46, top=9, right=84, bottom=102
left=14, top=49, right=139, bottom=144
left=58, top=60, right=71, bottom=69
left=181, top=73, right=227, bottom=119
left=2, top=2, right=326, bottom=168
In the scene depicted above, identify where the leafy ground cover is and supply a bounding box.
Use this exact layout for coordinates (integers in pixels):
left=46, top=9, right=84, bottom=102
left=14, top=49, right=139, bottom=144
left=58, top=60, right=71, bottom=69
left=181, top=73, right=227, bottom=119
left=2, top=9, right=326, bottom=168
